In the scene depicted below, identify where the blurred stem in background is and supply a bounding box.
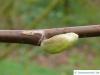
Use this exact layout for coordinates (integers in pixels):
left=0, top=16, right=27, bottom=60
left=0, top=0, right=14, bottom=29
left=31, top=0, right=60, bottom=28
left=0, top=44, right=17, bottom=61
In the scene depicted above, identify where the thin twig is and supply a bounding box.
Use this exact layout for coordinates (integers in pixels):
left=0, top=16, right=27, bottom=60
left=0, top=25, right=99, bottom=45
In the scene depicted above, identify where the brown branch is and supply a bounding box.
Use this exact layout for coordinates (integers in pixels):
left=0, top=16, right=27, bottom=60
left=0, top=25, right=100, bottom=45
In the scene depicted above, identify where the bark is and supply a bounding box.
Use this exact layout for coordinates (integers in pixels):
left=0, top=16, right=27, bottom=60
left=0, top=25, right=100, bottom=45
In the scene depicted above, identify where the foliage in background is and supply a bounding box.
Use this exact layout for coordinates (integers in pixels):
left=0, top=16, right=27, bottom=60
left=0, top=0, right=100, bottom=75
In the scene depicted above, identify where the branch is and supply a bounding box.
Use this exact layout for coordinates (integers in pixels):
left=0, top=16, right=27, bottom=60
left=0, top=25, right=100, bottom=45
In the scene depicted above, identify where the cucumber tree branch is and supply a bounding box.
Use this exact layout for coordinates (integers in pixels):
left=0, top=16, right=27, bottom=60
left=0, top=25, right=100, bottom=45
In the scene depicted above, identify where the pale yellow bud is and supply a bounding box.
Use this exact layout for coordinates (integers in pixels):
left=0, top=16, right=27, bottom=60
left=41, top=32, right=79, bottom=54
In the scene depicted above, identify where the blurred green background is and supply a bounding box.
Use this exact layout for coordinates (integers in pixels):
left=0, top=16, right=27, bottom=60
left=0, top=0, right=100, bottom=75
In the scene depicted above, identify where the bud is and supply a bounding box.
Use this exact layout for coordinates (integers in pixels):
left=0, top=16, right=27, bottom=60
left=41, top=32, right=79, bottom=54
